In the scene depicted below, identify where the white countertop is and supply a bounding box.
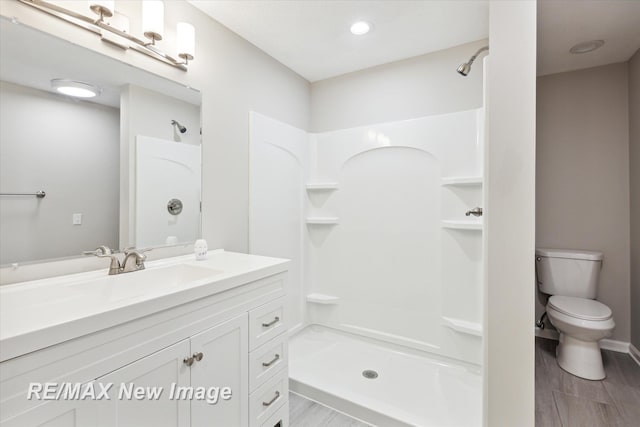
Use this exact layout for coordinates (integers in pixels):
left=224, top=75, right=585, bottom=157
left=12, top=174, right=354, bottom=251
left=0, top=250, right=289, bottom=362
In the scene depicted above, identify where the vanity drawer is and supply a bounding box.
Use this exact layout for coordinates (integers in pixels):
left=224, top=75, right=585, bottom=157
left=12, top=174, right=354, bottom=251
left=249, top=368, right=288, bottom=427
left=260, top=400, right=289, bottom=427
left=249, top=297, right=286, bottom=350
left=249, top=333, right=288, bottom=392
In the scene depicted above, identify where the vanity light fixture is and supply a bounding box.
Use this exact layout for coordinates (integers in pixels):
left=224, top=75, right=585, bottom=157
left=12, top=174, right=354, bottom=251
left=569, top=40, right=605, bottom=54
left=18, top=0, right=196, bottom=71
left=177, top=22, right=196, bottom=64
left=88, top=0, right=114, bottom=21
left=142, top=0, right=164, bottom=45
left=350, top=21, right=371, bottom=35
left=51, top=79, right=101, bottom=98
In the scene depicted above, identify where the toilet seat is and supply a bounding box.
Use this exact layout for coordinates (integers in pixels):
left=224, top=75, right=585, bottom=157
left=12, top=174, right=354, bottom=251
left=548, top=295, right=612, bottom=321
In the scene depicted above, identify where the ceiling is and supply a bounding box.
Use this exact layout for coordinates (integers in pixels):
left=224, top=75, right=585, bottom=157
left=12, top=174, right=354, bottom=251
left=188, top=0, right=489, bottom=82
left=537, top=0, right=640, bottom=76
left=191, top=1, right=640, bottom=81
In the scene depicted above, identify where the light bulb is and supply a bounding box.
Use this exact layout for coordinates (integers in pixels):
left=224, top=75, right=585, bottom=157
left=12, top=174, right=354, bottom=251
left=142, top=0, right=164, bottom=42
left=177, top=22, right=195, bottom=62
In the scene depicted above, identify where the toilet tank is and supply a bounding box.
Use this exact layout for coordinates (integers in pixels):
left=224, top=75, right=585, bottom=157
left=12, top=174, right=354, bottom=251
left=535, top=248, right=603, bottom=299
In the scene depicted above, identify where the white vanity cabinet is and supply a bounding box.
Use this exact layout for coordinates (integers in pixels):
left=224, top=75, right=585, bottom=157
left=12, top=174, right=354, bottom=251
left=0, top=253, right=290, bottom=427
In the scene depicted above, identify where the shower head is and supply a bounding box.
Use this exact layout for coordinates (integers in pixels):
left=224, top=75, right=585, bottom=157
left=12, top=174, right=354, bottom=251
left=457, top=45, right=489, bottom=76
left=171, top=120, right=187, bottom=134
left=457, top=62, right=471, bottom=76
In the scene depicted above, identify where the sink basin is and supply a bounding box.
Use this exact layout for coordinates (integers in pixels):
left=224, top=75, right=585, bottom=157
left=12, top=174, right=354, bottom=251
left=66, top=264, right=222, bottom=302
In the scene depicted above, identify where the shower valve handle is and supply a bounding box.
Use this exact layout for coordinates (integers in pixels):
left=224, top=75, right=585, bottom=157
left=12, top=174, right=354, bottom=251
left=465, top=207, right=483, bottom=217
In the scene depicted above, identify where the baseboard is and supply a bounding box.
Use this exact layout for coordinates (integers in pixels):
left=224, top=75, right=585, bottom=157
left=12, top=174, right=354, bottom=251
left=534, top=327, right=629, bottom=353
left=630, top=343, right=640, bottom=367
left=601, top=338, right=630, bottom=353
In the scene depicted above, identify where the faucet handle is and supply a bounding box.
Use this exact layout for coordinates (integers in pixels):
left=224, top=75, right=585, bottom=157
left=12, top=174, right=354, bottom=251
left=465, top=207, right=483, bottom=217
left=83, top=245, right=113, bottom=256
left=123, top=246, right=153, bottom=255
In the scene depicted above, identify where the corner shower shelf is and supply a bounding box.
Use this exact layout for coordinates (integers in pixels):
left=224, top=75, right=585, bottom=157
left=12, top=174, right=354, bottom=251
left=306, top=217, right=339, bottom=225
left=440, top=176, right=483, bottom=186
left=306, top=293, right=340, bottom=305
left=441, top=220, right=483, bottom=231
left=442, top=317, right=483, bottom=337
left=306, top=183, right=339, bottom=191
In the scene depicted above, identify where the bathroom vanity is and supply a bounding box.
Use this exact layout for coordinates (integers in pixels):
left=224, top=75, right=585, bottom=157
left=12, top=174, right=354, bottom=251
left=0, top=250, right=290, bottom=427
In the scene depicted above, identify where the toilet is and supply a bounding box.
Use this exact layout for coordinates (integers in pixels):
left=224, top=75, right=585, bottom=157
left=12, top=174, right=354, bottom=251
left=535, top=248, right=615, bottom=380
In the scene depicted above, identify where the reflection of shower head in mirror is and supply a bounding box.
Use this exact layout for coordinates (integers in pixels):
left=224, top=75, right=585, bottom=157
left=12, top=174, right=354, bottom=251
left=171, top=120, right=187, bottom=134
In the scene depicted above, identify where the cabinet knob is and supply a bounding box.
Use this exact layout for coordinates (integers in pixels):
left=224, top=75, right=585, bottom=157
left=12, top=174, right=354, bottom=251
left=183, top=356, right=195, bottom=367
left=193, top=352, right=204, bottom=362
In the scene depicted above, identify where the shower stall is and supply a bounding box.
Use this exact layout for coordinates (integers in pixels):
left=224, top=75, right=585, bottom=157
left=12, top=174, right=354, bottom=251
left=249, top=60, right=487, bottom=427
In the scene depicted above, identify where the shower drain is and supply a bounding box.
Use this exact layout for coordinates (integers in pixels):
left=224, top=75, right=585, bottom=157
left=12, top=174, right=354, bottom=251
left=362, top=370, right=379, bottom=379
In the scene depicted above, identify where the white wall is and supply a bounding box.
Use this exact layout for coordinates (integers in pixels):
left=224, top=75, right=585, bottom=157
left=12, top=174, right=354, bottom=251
left=536, top=63, right=631, bottom=342
left=120, top=84, right=201, bottom=248
left=0, top=0, right=310, bottom=255
left=310, top=39, right=487, bottom=132
left=484, top=1, right=536, bottom=426
left=629, top=49, right=640, bottom=350
left=0, top=81, right=119, bottom=264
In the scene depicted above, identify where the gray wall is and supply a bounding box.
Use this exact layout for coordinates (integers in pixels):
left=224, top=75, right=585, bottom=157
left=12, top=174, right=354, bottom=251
left=630, top=49, right=640, bottom=350
left=310, top=39, right=486, bottom=132
left=0, top=81, right=119, bottom=264
left=0, top=1, right=310, bottom=255
left=536, top=63, right=631, bottom=342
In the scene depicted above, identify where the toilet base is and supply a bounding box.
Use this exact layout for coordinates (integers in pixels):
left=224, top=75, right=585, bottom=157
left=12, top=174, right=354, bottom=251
left=556, top=334, right=606, bottom=380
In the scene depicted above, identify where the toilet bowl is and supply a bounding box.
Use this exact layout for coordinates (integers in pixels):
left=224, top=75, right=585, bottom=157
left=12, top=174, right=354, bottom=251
left=546, top=295, right=615, bottom=380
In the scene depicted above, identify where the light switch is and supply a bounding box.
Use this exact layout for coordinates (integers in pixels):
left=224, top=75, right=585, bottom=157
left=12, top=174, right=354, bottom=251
left=73, top=213, right=82, bottom=225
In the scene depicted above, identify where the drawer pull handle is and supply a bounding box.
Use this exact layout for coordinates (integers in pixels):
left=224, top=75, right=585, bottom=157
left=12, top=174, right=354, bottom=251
left=262, top=316, right=280, bottom=328
left=262, top=391, right=280, bottom=407
left=183, top=356, right=194, bottom=367
left=262, top=354, right=280, bottom=367
left=194, top=352, right=204, bottom=362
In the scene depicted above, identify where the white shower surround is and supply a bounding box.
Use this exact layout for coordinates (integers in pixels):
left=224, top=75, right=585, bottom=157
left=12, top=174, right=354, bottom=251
left=249, top=108, right=484, bottom=365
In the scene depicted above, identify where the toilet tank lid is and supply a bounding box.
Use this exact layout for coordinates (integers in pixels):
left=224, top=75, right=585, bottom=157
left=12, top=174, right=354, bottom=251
left=536, top=248, right=603, bottom=261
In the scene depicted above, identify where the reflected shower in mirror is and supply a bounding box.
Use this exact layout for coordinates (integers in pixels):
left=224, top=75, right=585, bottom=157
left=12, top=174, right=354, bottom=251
left=0, top=17, right=202, bottom=266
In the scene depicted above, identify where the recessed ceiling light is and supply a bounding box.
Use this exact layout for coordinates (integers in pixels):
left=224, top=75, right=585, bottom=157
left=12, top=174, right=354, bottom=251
left=569, top=40, right=605, bottom=54
left=51, top=79, right=101, bottom=98
left=350, top=21, right=371, bottom=36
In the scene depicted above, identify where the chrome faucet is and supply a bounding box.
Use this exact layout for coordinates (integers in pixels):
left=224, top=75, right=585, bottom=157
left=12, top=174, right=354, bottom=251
left=83, top=246, right=151, bottom=275
left=121, top=248, right=149, bottom=273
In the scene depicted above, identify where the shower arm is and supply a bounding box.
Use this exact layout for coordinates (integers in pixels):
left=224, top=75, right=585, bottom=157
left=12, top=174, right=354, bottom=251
left=467, top=46, right=489, bottom=66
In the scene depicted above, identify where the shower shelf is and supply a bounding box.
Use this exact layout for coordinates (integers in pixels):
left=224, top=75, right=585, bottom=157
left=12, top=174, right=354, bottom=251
left=306, top=293, right=340, bottom=304
left=441, top=220, right=483, bottom=231
left=306, top=217, right=339, bottom=225
left=442, top=317, right=483, bottom=337
left=306, top=183, right=339, bottom=191
left=440, top=176, right=483, bottom=186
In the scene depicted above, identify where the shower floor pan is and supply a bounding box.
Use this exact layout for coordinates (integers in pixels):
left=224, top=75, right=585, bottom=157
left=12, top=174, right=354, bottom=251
left=289, top=325, right=482, bottom=427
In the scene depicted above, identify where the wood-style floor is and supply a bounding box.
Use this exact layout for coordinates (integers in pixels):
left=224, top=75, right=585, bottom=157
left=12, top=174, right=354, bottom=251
left=536, top=337, right=640, bottom=427
left=289, top=392, right=370, bottom=427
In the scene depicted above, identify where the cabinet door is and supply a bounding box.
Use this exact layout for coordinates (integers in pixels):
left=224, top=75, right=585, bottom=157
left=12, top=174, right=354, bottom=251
left=190, top=313, right=249, bottom=427
left=95, top=339, right=191, bottom=427
left=1, top=397, right=94, bottom=427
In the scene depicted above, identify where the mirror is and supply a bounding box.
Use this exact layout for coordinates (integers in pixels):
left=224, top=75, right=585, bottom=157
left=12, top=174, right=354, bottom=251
left=0, top=17, right=202, bottom=266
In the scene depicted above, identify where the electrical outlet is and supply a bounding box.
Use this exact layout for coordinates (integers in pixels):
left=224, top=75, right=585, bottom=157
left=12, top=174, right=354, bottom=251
left=73, top=213, right=82, bottom=225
